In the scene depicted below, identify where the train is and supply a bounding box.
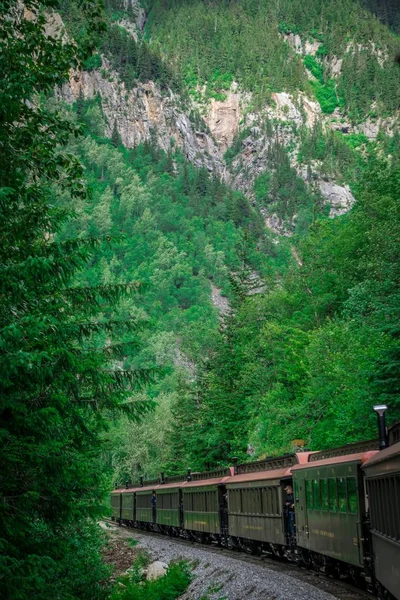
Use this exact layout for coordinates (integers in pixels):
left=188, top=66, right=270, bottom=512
left=110, top=407, right=400, bottom=599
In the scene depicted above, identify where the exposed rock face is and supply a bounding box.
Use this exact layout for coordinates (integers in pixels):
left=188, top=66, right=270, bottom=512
left=267, top=92, right=320, bottom=128
left=61, top=62, right=224, bottom=174
left=58, top=33, right=397, bottom=236
left=205, top=91, right=241, bottom=152
left=283, top=33, right=321, bottom=56
left=210, top=283, right=230, bottom=315
left=319, top=180, right=356, bottom=217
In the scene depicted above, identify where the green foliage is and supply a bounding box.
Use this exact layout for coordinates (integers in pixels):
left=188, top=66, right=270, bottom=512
left=83, top=52, right=103, bottom=71
left=110, top=558, right=192, bottom=600
left=312, top=78, right=343, bottom=114
left=176, top=159, right=400, bottom=464
left=303, top=54, right=343, bottom=114
left=255, top=142, right=324, bottom=225
left=0, top=2, right=152, bottom=598
left=100, top=24, right=178, bottom=91
left=147, top=0, right=400, bottom=120
left=224, top=128, right=252, bottom=165
left=278, top=21, right=301, bottom=35
left=303, top=55, right=324, bottom=83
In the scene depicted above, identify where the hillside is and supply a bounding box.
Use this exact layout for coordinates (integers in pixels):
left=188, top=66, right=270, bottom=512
left=56, top=0, right=400, bottom=480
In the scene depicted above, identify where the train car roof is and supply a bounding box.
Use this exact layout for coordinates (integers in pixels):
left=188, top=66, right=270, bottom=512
left=362, top=441, right=400, bottom=470
left=184, top=475, right=231, bottom=488
left=224, top=453, right=311, bottom=485
left=291, top=450, right=378, bottom=470
left=136, top=484, right=162, bottom=492
left=156, top=481, right=185, bottom=490
left=225, top=465, right=292, bottom=484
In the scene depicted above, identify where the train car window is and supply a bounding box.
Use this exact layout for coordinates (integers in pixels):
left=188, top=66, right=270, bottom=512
left=313, top=479, right=321, bottom=510
left=320, top=479, right=328, bottom=511
left=337, top=477, right=347, bottom=513
left=306, top=479, right=313, bottom=509
left=328, top=478, right=337, bottom=511
left=346, top=478, right=357, bottom=514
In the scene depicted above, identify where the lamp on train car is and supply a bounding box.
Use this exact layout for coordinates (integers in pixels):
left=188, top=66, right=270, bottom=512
left=373, top=404, right=389, bottom=450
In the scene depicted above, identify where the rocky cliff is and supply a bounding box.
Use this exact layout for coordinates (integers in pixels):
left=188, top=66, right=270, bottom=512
left=59, top=3, right=399, bottom=235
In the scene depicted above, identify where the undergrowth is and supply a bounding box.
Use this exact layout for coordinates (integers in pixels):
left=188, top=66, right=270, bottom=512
left=110, top=554, right=192, bottom=600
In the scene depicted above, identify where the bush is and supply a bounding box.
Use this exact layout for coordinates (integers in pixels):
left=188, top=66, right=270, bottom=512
left=83, top=53, right=102, bottom=71
left=110, top=558, right=192, bottom=600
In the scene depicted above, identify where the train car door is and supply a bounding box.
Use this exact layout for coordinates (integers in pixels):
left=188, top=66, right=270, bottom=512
left=218, top=485, right=228, bottom=537
left=293, top=472, right=310, bottom=547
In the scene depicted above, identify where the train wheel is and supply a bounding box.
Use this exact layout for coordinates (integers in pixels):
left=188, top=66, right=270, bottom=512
left=241, top=539, right=258, bottom=555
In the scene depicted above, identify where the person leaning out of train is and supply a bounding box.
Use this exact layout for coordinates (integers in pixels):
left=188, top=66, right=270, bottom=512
left=284, top=484, right=295, bottom=537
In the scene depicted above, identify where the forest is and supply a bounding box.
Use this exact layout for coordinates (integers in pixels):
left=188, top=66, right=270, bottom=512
left=0, top=0, right=399, bottom=598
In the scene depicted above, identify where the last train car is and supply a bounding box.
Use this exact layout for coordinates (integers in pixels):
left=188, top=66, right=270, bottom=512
left=224, top=453, right=310, bottom=554
left=292, top=440, right=378, bottom=577
left=110, top=488, right=124, bottom=521
left=363, top=438, right=400, bottom=600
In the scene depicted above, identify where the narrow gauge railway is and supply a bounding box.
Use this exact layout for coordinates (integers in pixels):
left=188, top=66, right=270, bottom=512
left=110, top=408, right=400, bottom=599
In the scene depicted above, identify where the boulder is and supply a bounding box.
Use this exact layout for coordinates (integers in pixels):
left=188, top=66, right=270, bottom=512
left=146, top=561, right=168, bottom=581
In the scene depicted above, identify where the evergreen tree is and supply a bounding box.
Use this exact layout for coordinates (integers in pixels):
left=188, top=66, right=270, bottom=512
left=0, top=2, right=152, bottom=598
left=111, top=118, right=122, bottom=147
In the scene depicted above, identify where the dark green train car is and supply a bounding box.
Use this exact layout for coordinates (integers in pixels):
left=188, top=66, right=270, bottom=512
left=225, top=454, right=309, bottom=547
left=156, top=483, right=182, bottom=528
left=110, top=489, right=122, bottom=520
left=182, top=469, right=231, bottom=535
left=121, top=488, right=136, bottom=522
left=363, top=441, right=400, bottom=600
left=136, top=481, right=159, bottom=524
left=292, top=441, right=378, bottom=569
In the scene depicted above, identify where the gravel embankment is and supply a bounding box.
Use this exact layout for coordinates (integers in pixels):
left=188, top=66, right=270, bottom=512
left=101, top=522, right=342, bottom=600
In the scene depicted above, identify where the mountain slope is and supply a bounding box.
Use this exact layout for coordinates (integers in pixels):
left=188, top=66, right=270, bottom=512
left=56, top=0, right=400, bottom=478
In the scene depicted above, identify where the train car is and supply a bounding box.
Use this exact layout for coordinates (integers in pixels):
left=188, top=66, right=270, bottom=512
left=363, top=441, right=400, bottom=600
left=121, top=485, right=140, bottom=525
left=292, top=440, right=378, bottom=577
left=110, top=488, right=124, bottom=521
left=224, top=453, right=310, bottom=554
left=156, top=475, right=187, bottom=533
left=136, top=478, right=160, bottom=529
left=182, top=468, right=231, bottom=542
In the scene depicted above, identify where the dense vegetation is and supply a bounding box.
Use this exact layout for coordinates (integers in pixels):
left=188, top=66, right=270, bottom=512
left=169, top=158, right=400, bottom=468
left=58, top=93, right=280, bottom=482
left=147, top=0, right=400, bottom=119
left=110, top=553, right=192, bottom=600
left=0, top=1, right=151, bottom=598
left=1, top=0, right=399, bottom=597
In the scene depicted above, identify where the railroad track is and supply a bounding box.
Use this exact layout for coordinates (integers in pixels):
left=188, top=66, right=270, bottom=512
left=102, top=519, right=374, bottom=600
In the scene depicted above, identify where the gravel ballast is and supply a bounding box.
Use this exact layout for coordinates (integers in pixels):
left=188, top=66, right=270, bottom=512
left=101, top=522, right=341, bottom=600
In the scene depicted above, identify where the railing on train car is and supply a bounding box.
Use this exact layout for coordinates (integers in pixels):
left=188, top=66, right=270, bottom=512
left=309, top=439, right=379, bottom=462
left=142, top=477, right=160, bottom=486
left=164, top=474, right=188, bottom=484
left=236, top=454, right=296, bottom=474
left=190, top=467, right=231, bottom=481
